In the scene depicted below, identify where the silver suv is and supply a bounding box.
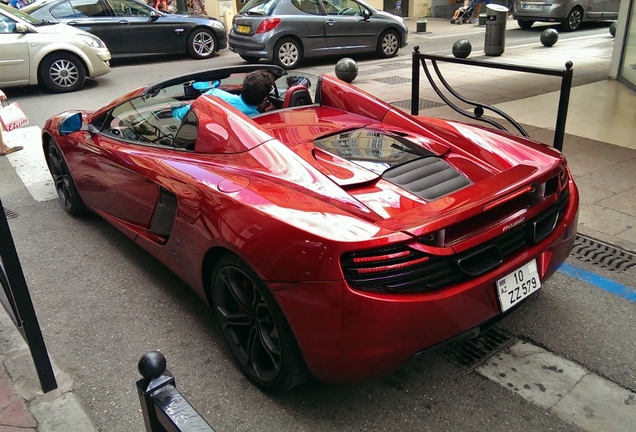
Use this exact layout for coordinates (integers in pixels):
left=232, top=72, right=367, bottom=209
left=228, top=0, right=408, bottom=69
left=512, top=0, right=620, bottom=31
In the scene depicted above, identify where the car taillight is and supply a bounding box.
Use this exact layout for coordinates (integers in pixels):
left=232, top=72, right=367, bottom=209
left=354, top=256, right=429, bottom=274
left=255, top=18, right=281, bottom=34
left=342, top=246, right=430, bottom=275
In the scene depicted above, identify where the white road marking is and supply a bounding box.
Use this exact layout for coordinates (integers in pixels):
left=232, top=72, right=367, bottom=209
left=4, top=126, right=56, bottom=202
left=478, top=341, right=636, bottom=432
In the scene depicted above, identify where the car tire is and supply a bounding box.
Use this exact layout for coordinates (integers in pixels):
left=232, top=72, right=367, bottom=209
left=562, top=7, right=583, bottom=31
left=210, top=253, right=308, bottom=392
left=46, top=139, right=87, bottom=216
left=240, top=55, right=261, bottom=63
left=377, top=29, right=400, bottom=58
left=517, top=19, right=534, bottom=29
left=39, top=53, right=85, bottom=93
left=188, top=28, right=217, bottom=59
left=274, top=37, right=302, bottom=70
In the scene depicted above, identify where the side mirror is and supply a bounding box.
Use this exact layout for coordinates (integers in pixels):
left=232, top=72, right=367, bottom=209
left=15, top=23, right=29, bottom=33
left=362, top=9, right=370, bottom=21
left=149, top=11, right=160, bottom=21
left=58, top=112, right=84, bottom=135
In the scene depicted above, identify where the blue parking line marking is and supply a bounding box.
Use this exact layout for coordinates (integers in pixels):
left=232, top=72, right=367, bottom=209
left=559, top=263, right=636, bottom=302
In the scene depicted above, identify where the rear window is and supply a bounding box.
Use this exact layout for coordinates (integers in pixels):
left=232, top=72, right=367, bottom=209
left=314, top=129, right=433, bottom=175
left=238, top=0, right=277, bottom=15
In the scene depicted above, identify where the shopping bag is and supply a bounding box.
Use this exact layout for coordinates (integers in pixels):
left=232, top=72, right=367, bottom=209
left=0, top=100, right=30, bottom=132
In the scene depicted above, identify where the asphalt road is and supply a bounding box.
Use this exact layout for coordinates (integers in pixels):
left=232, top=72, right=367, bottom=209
left=1, top=21, right=634, bottom=432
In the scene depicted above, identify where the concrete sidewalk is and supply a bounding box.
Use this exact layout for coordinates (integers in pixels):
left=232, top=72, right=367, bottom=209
left=1, top=17, right=634, bottom=432
left=0, top=311, right=98, bottom=431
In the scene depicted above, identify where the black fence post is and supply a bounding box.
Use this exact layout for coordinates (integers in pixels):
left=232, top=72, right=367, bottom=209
left=553, top=61, right=574, bottom=152
left=411, top=46, right=421, bottom=116
left=0, top=199, right=57, bottom=393
left=136, top=351, right=215, bottom=432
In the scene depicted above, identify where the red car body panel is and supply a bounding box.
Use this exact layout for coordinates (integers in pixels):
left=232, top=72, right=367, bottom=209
left=41, top=70, right=579, bottom=385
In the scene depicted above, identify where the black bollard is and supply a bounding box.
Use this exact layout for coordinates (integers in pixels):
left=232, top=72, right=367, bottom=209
left=136, top=351, right=215, bottom=432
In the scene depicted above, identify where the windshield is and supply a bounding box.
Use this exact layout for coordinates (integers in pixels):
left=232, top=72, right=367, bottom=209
left=0, top=3, right=44, bottom=25
left=239, top=0, right=277, bottom=15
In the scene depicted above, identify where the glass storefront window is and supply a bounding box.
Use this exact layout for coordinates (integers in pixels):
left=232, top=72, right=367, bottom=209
left=620, top=1, right=636, bottom=87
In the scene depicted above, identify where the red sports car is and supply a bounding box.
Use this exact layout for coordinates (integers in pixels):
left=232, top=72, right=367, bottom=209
left=42, top=64, right=579, bottom=391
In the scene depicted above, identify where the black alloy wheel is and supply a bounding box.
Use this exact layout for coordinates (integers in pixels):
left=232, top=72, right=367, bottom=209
left=47, top=140, right=86, bottom=216
left=210, top=254, right=307, bottom=391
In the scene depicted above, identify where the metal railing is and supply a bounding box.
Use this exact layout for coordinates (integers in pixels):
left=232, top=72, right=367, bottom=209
left=137, top=351, right=215, bottom=432
left=411, top=45, right=574, bottom=151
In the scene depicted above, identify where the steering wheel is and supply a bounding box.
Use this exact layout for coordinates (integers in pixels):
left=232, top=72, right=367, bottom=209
left=338, top=7, right=352, bottom=15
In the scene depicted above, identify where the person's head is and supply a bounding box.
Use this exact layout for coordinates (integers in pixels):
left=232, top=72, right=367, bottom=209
left=241, top=70, right=275, bottom=106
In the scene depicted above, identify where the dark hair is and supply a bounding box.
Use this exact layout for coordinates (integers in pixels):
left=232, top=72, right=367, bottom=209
left=241, top=70, right=274, bottom=105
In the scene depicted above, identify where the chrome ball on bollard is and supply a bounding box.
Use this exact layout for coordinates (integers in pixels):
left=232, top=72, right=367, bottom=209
left=335, top=57, right=358, bottom=83
left=452, top=39, right=472, bottom=59
left=540, top=28, right=559, bottom=47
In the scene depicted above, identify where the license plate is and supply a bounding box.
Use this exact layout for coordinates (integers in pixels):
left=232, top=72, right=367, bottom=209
left=237, top=25, right=251, bottom=34
left=521, top=3, right=541, bottom=10
left=496, top=260, right=541, bottom=312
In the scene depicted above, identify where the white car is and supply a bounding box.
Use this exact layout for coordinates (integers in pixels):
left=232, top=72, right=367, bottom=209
left=0, top=3, right=111, bottom=93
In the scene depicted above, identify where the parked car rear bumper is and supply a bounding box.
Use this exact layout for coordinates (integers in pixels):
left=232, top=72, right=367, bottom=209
left=513, top=3, right=569, bottom=21
left=229, top=32, right=271, bottom=59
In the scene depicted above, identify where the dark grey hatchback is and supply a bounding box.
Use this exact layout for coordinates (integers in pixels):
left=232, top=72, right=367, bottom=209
left=21, top=0, right=227, bottom=60
left=228, top=0, right=408, bottom=69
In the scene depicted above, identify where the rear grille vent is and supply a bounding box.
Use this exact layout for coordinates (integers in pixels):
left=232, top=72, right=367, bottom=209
left=342, top=189, right=570, bottom=294
left=382, top=157, right=470, bottom=201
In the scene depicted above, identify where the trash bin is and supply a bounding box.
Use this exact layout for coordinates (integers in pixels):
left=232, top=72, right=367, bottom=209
left=484, top=4, right=508, bottom=56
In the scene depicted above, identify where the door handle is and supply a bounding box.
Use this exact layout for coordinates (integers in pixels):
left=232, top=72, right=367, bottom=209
left=326, top=19, right=335, bottom=25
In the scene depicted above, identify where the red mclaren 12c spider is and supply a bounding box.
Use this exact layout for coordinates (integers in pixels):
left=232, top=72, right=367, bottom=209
left=42, top=64, right=579, bottom=392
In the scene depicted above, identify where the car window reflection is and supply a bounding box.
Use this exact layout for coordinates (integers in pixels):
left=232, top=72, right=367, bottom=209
left=99, top=93, right=185, bottom=148
left=110, top=0, right=151, bottom=17
left=59, top=0, right=109, bottom=18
